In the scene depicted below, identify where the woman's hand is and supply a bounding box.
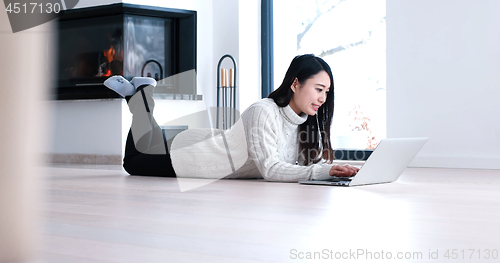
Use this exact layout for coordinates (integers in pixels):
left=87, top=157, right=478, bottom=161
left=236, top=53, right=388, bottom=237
left=329, top=164, right=359, bottom=177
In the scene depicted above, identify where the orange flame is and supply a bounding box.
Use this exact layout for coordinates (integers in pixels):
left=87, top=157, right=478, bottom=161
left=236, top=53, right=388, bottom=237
left=103, top=70, right=111, bottom=77
left=102, top=45, right=116, bottom=76
left=103, top=45, right=115, bottom=63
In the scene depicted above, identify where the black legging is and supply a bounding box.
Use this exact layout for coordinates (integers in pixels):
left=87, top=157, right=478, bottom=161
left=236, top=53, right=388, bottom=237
left=122, top=93, right=176, bottom=177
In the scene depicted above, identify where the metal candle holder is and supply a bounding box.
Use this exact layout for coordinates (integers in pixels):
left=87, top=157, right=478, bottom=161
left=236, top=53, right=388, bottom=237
left=216, top=54, right=237, bottom=130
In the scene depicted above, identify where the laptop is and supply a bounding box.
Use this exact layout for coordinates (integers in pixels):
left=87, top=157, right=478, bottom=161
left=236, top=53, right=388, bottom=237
left=298, top=137, right=428, bottom=186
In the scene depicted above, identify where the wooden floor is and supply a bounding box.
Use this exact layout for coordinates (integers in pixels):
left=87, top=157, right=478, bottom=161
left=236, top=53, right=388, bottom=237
left=32, top=165, right=500, bottom=263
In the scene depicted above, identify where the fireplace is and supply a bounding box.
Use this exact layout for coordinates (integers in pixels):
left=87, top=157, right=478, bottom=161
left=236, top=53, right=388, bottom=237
left=56, top=3, right=197, bottom=100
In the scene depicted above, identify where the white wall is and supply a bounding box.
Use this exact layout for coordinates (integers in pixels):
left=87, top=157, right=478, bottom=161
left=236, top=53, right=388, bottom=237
left=74, top=0, right=121, bottom=8
left=238, top=0, right=262, bottom=110
left=387, top=0, right=500, bottom=169
left=212, top=0, right=239, bottom=109
left=50, top=100, right=123, bottom=155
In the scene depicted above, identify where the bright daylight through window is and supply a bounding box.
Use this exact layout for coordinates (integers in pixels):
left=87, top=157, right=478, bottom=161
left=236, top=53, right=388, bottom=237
left=274, top=0, right=386, bottom=150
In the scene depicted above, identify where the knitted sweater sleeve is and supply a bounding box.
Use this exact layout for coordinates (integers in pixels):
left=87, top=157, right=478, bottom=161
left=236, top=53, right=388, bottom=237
left=243, top=105, right=333, bottom=182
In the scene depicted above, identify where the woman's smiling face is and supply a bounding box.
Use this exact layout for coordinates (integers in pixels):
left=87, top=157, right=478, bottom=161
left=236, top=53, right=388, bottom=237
left=288, top=70, right=331, bottom=116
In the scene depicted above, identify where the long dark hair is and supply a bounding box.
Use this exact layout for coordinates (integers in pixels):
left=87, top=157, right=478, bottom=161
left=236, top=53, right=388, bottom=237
left=268, top=54, right=335, bottom=164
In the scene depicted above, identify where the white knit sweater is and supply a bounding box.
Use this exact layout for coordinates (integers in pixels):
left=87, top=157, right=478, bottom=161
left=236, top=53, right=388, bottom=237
left=170, top=98, right=333, bottom=182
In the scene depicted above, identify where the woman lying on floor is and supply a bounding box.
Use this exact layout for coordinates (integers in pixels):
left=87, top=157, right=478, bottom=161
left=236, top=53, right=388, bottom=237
left=104, top=54, right=358, bottom=182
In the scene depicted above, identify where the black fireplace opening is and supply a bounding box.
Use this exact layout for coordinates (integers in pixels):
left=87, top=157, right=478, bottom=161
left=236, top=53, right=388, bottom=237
left=56, top=3, right=196, bottom=100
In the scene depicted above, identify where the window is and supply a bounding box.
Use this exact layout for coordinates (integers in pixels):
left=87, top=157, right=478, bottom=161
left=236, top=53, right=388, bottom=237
left=271, top=0, right=386, bottom=151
